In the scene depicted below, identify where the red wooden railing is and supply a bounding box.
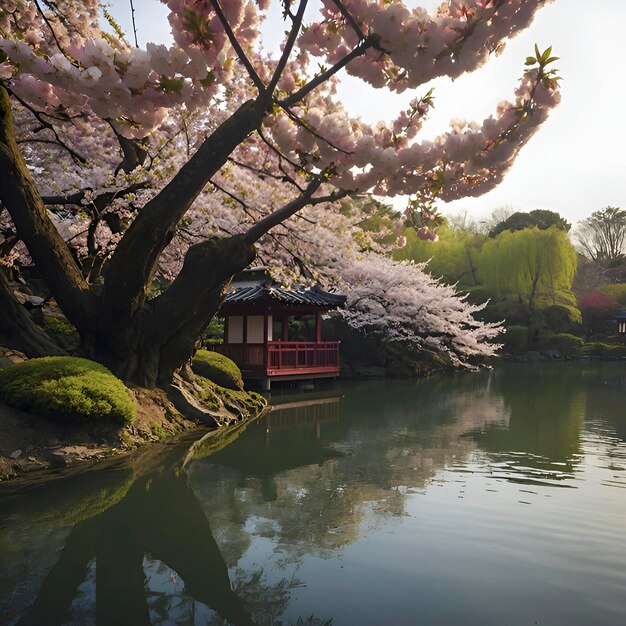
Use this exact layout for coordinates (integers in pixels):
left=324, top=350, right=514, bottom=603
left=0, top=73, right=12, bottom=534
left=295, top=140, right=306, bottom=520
left=207, top=341, right=340, bottom=376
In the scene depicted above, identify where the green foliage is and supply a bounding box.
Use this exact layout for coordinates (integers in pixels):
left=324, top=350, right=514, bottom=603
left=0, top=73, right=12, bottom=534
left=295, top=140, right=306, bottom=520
left=489, top=209, right=570, bottom=237
left=393, top=224, right=486, bottom=287
left=551, top=333, right=584, bottom=356
left=202, top=316, right=224, bottom=342
left=541, top=304, right=581, bottom=333
left=0, top=357, right=134, bottom=425
left=192, top=350, right=244, bottom=390
left=582, top=342, right=626, bottom=358
left=477, top=299, right=528, bottom=325
left=43, top=315, right=77, bottom=335
left=599, top=283, right=626, bottom=306
left=502, top=325, right=528, bottom=354
left=463, top=285, right=493, bottom=305
left=479, top=227, right=578, bottom=309
left=150, top=423, right=167, bottom=440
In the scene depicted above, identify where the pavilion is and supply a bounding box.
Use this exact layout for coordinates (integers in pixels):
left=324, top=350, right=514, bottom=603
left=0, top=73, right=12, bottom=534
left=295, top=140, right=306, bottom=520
left=207, top=268, right=346, bottom=390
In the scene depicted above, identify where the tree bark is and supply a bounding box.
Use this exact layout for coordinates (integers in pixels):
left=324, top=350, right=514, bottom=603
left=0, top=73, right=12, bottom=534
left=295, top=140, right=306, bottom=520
left=0, top=86, right=97, bottom=333
left=103, top=98, right=269, bottom=326
left=0, top=270, right=66, bottom=357
left=84, top=235, right=256, bottom=387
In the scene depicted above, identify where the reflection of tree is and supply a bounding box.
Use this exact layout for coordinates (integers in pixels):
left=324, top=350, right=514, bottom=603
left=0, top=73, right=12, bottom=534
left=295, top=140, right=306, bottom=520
left=16, top=448, right=256, bottom=626
left=5, top=364, right=616, bottom=625
left=466, top=365, right=586, bottom=480
left=0, top=464, right=136, bottom=625
left=578, top=365, right=626, bottom=442
left=192, top=373, right=511, bottom=564
left=1, top=424, right=333, bottom=626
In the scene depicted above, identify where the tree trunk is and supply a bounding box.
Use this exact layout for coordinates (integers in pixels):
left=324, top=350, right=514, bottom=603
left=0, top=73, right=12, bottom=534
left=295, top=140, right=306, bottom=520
left=84, top=235, right=256, bottom=388
left=0, top=86, right=98, bottom=333
left=0, top=270, right=66, bottom=357
left=102, top=98, right=269, bottom=327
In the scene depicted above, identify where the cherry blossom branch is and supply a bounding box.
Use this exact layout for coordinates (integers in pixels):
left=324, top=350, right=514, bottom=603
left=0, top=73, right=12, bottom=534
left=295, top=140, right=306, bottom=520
left=278, top=103, right=353, bottom=155
left=16, top=137, right=87, bottom=164
left=262, top=231, right=315, bottom=276
left=435, top=0, right=505, bottom=62
left=268, top=0, right=308, bottom=95
left=41, top=182, right=150, bottom=210
left=209, top=179, right=263, bottom=223
left=227, top=157, right=288, bottom=182
left=129, top=0, right=139, bottom=47
left=257, top=128, right=310, bottom=181
left=33, top=0, right=78, bottom=66
left=281, top=38, right=373, bottom=107
left=208, top=0, right=266, bottom=94
left=243, top=180, right=348, bottom=244
left=145, top=125, right=186, bottom=171
left=7, top=88, right=87, bottom=164
left=331, top=0, right=367, bottom=41
left=107, top=122, right=148, bottom=174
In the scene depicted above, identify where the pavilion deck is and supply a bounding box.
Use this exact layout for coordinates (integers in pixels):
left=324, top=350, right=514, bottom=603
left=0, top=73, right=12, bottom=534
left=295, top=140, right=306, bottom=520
left=207, top=340, right=340, bottom=380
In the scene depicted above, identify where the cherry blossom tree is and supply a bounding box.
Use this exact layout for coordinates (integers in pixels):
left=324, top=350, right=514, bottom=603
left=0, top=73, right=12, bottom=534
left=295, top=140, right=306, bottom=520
left=160, top=171, right=502, bottom=360
left=0, top=0, right=560, bottom=387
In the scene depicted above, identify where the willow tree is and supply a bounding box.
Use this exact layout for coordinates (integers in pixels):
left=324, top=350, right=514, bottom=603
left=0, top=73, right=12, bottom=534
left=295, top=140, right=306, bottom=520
left=394, top=224, right=487, bottom=287
left=478, top=227, right=577, bottom=311
left=0, top=1, right=560, bottom=387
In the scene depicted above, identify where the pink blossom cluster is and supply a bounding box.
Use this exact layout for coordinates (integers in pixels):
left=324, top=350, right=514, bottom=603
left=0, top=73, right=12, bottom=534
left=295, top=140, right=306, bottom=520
left=1, top=0, right=259, bottom=135
left=154, top=149, right=502, bottom=358
left=266, top=64, right=559, bottom=202
left=300, top=0, right=552, bottom=90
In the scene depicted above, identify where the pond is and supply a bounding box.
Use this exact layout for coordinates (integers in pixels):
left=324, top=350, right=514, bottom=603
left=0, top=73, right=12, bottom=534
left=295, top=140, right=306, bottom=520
left=1, top=363, right=626, bottom=625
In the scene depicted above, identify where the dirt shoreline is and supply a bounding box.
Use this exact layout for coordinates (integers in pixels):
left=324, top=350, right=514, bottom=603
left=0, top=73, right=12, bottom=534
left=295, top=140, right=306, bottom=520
left=0, top=385, right=267, bottom=483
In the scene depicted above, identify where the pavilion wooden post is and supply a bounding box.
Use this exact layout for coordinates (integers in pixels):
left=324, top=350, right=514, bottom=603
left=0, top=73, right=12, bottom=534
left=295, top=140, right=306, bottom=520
left=315, top=310, right=322, bottom=367
left=263, top=308, right=268, bottom=372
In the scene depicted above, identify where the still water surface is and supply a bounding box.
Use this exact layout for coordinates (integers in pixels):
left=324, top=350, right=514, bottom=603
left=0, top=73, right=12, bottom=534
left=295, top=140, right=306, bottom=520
left=1, top=363, right=626, bottom=625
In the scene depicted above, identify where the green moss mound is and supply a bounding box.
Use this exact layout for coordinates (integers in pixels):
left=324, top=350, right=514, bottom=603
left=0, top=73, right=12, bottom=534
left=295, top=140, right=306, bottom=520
left=192, top=350, right=244, bottom=390
left=0, top=357, right=135, bottom=425
left=192, top=374, right=266, bottom=416
left=43, top=315, right=77, bottom=335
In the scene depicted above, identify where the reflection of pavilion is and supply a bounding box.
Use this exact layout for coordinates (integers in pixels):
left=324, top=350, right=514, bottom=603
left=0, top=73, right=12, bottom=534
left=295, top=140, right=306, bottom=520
left=267, top=394, right=342, bottom=432
left=204, top=398, right=344, bottom=502
left=207, top=268, right=346, bottom=390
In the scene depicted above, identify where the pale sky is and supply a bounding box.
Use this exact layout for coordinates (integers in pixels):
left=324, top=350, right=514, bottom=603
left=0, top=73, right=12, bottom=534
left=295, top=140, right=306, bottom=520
left=107, top=0, right=626, bottom=226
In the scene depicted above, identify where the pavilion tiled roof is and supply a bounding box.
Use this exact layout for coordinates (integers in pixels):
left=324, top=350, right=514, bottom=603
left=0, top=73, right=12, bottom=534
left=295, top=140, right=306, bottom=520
left=224, top=268, right=346, bottom=308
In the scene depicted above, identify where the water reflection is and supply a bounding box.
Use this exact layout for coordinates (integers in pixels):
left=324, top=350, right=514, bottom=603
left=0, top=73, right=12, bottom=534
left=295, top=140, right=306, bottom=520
left=190, top=373, right=516, bottom=565
left=1, top=363, right=626, bottom=625
left=1, top=436, right=262, bottom=625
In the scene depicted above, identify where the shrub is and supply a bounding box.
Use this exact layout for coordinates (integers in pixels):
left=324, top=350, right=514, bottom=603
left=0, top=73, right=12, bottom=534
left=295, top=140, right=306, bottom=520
left=192, top=350, right=244, bottom=390
left=541, top=305, right=581, bottom=333
left=479, top=300, right=527, bottom=325
left=202, top=316, right=224, bottom=342
left=599, top=283, right=626, bottom=306
left=552, top=333, right=584, bottom=356
left=582, top=342, right=626, bottom=358
left=0, top=357, right=134, bottom=425
left=502, top=325, right=528, bottom=354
